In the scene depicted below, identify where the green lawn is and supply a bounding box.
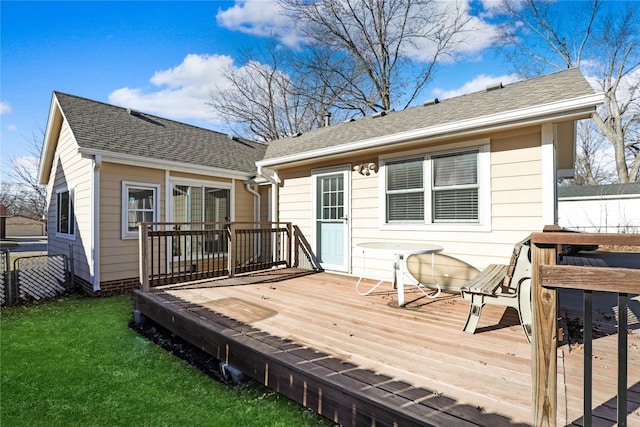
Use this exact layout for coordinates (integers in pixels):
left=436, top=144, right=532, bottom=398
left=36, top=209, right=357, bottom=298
left=1, top=295, right=336, bottom=427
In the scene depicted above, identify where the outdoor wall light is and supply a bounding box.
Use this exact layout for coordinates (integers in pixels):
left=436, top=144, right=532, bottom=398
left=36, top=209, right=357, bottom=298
left=353, top=162, right=377, bottom=176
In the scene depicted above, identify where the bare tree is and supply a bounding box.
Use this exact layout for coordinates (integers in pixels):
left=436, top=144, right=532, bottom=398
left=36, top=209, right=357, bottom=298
left=496, top=0, right=640, bottom=183
left=589, top=8, right=640, bottom=183
left=497, top=0, right=600, bottom=77
left=1, top=132, right=47, bottom=219
left=208, top=41, right=347, bottom=141
left=282, top=0, right=471, bottom=113
left=569, top=120, right=615, bottom=185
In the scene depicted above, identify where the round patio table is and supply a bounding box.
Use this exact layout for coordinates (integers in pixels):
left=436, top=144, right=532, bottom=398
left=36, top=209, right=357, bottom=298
left=356, top=242, right=444, bottom=306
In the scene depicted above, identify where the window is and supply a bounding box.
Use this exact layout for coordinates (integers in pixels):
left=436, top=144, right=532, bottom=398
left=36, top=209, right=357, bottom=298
left=56, top=188, right=75, bottom=238
left=386, top=158, right=424, bottom=222
left=382, top=145, right=488, bottom=228
left=172, top=182, right=231, bottom=255
left=172, top=184, right=230, bottom=223
left=122, top=182, right=159, bottom=239
left=432, top=151, right=479, bottom=222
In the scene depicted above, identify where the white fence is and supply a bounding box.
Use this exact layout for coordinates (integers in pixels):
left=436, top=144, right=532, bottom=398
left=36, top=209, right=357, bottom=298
left=558, top=185, right=640, bottom=233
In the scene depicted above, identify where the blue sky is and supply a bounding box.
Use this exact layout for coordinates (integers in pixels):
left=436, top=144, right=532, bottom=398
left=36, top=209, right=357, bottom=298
left=0, top=0, right=585, bottom=178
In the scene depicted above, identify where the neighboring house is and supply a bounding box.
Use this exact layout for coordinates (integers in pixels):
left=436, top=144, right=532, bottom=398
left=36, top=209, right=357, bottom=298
left=256, top=68, right=603, bottom=291
left=558, top=183, right=640, bottom=233
left=38, top=92, right=268, bottom=295
left=1, top=215, right=47, bottom=237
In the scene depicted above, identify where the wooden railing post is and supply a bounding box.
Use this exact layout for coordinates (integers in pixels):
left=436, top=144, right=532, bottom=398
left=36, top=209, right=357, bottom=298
left=228, top=225, right=235, bottom=278
left=531, top=229, right=559, bottom=426
left=139, top=223, right=149, bottom=292
left=287, top=222, right=293, bottom=267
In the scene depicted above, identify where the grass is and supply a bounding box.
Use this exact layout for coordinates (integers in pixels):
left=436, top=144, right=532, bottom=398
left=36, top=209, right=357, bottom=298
left=1, top=294, right=336, bottom=427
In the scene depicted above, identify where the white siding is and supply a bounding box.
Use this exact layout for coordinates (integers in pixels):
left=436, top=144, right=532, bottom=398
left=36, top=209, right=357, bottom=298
left=46, top=119, right=93, bottom=284
left=276, top=127, right=547, bottom=291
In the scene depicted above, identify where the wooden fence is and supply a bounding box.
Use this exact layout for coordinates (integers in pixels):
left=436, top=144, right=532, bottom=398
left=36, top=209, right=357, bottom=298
left=531, top=226, right=640, bottom=426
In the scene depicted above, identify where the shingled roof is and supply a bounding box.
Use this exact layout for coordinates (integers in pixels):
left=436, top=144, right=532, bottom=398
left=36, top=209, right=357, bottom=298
left=53, top=92, right=266, bottom=174
left=261, top=68, right=601, bottom=165
left=559, top=183, right=640, bottom=199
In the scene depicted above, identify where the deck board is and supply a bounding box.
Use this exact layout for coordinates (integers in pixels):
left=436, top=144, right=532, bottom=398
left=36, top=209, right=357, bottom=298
left=137, top=269, right=640, bottom=426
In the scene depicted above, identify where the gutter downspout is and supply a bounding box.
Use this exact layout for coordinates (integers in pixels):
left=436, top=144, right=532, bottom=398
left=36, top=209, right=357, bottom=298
left=91, top=154, right=102, bottom=292
left=244, top=182, right=261, bottom=222
left=257, top=165, right=280, bottom=223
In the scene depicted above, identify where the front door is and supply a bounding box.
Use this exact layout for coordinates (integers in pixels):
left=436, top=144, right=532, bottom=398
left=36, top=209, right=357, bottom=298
left=314, top=168, right=350, bottom=271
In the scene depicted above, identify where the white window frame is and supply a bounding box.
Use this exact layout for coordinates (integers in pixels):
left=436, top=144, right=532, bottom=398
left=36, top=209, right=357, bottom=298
left=169, top=178, right=234, bottom=223
left=379, top=140, right=491, bottom=232
left=56, top=186, right=76, bottom=240
left=121, top=181, right=160, bottom=240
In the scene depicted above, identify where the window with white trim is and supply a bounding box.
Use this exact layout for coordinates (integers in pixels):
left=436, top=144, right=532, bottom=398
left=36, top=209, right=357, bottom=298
left=56, top=187, right=75, bottom=238
left=386, top=158, right=424, bottom=221
left=122, top=182, right=159, bottom=239
left=171, top=181, right=232, bottom=256
left=383, top=146, right=486, bottom=226
left=431, top=150, right=479, bottom=222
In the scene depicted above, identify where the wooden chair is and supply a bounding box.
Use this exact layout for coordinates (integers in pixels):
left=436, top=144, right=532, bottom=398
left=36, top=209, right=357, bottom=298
left=460, top=238, right=532, bottom=342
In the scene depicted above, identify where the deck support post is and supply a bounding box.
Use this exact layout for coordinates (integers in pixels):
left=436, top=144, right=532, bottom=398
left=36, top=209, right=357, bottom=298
left=531, top=227, right=559, bottom=426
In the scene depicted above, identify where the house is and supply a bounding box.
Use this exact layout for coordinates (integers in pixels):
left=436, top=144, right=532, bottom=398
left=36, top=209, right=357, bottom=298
left=558, top=183, right=640, bottom=233
left=39, top=68, right=603, bottom=295
left=1, top=215, right=47, bottom=237
left=255, top=68, right=603, bottom=291
left=38, top=92, right=268, bottom=295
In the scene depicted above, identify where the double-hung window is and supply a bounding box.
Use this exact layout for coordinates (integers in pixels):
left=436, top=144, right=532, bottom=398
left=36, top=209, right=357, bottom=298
left=56, top=187, right=75, bottom=238
left=122, top=182, right=160, bottom=239
left=386, top=158, right=425, bottom=222
left=431, top=150, right=479, bottom=222
left=383, top=144, right=487, bottom=228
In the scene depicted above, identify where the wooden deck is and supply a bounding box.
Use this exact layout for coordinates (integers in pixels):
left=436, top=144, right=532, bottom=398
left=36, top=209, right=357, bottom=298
left=134, top=268, right=640, bottom=426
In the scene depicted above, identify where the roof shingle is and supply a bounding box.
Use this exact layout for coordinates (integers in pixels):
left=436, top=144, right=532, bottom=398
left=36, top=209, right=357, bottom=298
left=54, top=92, right=266, bottom=174
left=263, top=68, right=598, bottom=161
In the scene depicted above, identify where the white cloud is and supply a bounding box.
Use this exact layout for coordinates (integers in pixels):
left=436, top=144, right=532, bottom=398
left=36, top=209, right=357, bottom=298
left=404, top=1, right=501, bottom=62
left=109, top=54, right=236, bottom=123
left=432, top=73, right=522, bottom=99
left=7, top=124, right=18, bottom=131
left=216, top=0, right=502, bottom=61
left=0, top=101, right=12, bottom=115
left=216, top=1, right=301, bottom=47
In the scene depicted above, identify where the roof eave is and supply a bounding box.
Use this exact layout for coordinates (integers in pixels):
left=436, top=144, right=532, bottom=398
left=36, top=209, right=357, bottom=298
left=257, top=92, right=604, bottom=169
left=38, top=93, right=64, bottom=184
left=78, top=147, right=256, bottom=180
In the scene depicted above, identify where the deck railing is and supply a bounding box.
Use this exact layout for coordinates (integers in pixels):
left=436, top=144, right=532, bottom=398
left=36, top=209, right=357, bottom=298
left=530, top=226, right=640, bottom=426
left=293, top=225, right=323, bottom=271
left=139, top=221, right=297, bottom=291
